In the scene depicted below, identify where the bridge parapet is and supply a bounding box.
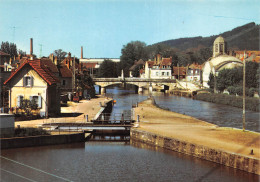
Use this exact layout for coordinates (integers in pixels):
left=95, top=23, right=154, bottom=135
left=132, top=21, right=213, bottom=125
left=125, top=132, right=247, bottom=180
left=93, top=77, right=176, bottom=83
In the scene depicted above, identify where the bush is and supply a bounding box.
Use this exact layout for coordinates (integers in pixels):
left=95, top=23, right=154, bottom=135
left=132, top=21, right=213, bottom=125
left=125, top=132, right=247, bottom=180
left=249, top=88, right=258, bottom=97
left=227, top=86, right=236, bottom=95
left=235, top=86, right=243, bottom=96
left=194, top=93, right=259, bottom=112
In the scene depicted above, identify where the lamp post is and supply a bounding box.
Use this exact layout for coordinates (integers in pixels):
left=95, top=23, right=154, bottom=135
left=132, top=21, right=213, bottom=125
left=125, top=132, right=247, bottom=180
left=242, top=51, right=246, bottom=131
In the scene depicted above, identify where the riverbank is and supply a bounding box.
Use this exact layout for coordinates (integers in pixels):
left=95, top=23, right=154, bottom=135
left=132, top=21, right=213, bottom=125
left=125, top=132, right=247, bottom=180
left=194, top=93, right=259, bottom=112
left=132, top=98, right=260, bottom=174
left=15, top=96, right=112, bottom=128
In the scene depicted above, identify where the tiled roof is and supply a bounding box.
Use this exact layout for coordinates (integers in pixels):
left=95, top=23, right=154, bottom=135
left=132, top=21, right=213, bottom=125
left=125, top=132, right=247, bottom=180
left=59, top=63, right=72, bottom=78
left=147, top=61, right=154, bottom=68
left=4, top=59, right=60, bottom=85
left=188, top=63, right=202, bottom=70
left=0, top=51, right=10, bottom=56
left=82, top=62, right=97, bottom=69
left=41, top=58, right=59, bottom=73
left=172, top=67, right=186, bottom=76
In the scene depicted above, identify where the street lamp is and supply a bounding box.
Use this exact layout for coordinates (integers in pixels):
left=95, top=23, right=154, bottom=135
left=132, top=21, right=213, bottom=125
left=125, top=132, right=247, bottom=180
left=242, top=51, right=246, bottom=131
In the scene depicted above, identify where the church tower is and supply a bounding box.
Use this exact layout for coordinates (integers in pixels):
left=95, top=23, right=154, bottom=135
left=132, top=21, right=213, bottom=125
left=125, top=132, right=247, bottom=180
left=213, top=36, right=227, bottom=57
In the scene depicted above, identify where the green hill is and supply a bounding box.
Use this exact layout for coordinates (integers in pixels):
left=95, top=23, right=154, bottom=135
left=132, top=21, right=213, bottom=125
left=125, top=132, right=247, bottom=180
left=151, top=22, right=259, bottom=51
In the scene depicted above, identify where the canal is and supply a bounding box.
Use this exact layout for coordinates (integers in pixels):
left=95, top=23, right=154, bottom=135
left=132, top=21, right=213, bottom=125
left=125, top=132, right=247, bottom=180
left=0, top=86, right=259, bottom=181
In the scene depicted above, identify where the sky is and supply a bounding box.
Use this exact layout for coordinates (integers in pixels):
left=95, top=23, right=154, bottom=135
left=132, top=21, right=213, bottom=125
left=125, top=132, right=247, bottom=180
left=0, top=0, right=259, bottom=58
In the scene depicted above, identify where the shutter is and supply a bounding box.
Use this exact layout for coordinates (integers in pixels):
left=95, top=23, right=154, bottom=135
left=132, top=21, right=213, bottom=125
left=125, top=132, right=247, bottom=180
left=17, top=96, right=20, bottom=107
left=23, top=77, right=25, bottom=87
left=31, top=76, right=34, bottom=87
left=38, top=96, right=42, bottom=108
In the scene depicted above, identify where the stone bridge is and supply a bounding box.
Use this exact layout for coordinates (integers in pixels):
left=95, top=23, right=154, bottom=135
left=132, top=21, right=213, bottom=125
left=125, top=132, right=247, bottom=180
left=93, top=78, right=177, bottom=94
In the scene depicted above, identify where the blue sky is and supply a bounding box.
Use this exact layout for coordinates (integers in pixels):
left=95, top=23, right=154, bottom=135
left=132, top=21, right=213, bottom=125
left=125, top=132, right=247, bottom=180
left=0, top=0, right=259, bottom=58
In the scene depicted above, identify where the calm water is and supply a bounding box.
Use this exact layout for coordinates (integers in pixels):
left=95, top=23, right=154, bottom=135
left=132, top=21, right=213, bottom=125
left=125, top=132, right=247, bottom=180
left=1, top=142, right=259, bottom=182
left=104, top=86, right=260, bottom=132
left=1, top=86, right=259, bottom=182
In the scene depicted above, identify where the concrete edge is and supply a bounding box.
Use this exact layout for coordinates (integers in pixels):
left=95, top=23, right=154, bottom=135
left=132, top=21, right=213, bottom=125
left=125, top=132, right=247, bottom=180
left=130, top=128, right=260, bottom=175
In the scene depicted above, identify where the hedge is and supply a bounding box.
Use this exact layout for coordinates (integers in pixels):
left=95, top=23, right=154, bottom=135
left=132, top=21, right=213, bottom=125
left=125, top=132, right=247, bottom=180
left=194, top=93, right=259, bottom=112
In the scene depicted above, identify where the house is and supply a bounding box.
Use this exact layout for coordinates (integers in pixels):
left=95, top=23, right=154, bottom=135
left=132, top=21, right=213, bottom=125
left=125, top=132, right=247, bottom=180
left=234, top=50, right=260, bottom=63
left=129, top=59, right=145, bottom=77
left=59, top=63, right=72, bottom=92
left=144, top=54, right=172, bottom=79
left=172, top=66, right=186, bottom=80
left=4, top=59, right=60, bottom=117
left=186, top=63, right=202, bottom=82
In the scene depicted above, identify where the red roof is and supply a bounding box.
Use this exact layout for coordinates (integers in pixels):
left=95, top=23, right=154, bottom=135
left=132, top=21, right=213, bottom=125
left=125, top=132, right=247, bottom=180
left=82, top=62, right=97, bottom=69
left=59, top=63, right=72, bottom=78
left=146, top=61, right=154, bottom=68
left=0, top=51, right=10, bottom=56
left=188, top=63, right=202, bottom=70
left=4, top=59, right=60, bottom=85
left=41, top=58, right=59, bottom=73
left=172, top=67, right=186, bottom=76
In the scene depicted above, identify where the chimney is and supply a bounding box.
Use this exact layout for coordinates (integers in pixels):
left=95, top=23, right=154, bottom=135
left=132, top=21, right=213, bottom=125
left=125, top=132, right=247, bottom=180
left=30, top=38, right=33, bottom=55
left=54, top=56, right=58, bottom=65
left=81, top=46, right=83, bottom=59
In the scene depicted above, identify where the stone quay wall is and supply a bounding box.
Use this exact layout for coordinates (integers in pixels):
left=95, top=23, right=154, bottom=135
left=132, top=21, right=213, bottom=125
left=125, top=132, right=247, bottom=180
left=130, top=128, right=260, bottom=175
left=0, top=132, right=85, bottom=149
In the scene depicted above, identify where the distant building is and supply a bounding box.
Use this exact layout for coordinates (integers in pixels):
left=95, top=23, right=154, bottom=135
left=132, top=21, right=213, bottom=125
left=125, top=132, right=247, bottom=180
left=172, top=66, right=186, bottom=80
left=144, top=54, right=172, bottom=79
left=4, top=59, right=60, bottom=117
left=234, top=50, right=260, bottom=63
left=129, top=59, right=145, bottom=77
left=202, top=36, right=243, bottom=88
left=186, top=63, right=202, bottom=82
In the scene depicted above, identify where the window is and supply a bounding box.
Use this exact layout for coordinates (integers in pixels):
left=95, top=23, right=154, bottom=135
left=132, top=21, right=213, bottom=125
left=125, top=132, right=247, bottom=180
left=162, top=72, right=165, bottom=76
left=62, top=80, right=66, bottom=86
left=215, top=44, right=218, bottom=52
left=24, top=76, right=33, bottom=87
left=167, top=72, right=169, bottom=76
left=17, top=95, right=24, bottom=108
left=30, top=96, right=42, bottom=108
left=156, top=72, right=158, bottom=76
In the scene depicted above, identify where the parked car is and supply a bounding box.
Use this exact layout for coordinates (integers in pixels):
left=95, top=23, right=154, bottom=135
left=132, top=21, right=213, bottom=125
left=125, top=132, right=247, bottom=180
left=73, top=96, right=79, bottom=103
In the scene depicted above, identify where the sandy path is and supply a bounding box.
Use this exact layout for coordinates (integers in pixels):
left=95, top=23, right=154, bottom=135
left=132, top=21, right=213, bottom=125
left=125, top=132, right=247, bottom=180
left=15, top=96, right=112, bottom=128
left=134, top=99, right=260, bottom=159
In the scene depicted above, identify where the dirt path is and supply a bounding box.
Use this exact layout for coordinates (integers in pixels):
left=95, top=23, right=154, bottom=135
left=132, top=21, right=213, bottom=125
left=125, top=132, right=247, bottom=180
left=134, top=98, right=260, bottom=159
left=15, top=96, right=112, bottom=128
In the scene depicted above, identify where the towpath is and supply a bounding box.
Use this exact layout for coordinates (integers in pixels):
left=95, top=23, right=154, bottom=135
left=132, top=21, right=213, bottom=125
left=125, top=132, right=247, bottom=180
left=134, top=99, right=260, bottom=159
left=15, top=96, right=112, bottom=128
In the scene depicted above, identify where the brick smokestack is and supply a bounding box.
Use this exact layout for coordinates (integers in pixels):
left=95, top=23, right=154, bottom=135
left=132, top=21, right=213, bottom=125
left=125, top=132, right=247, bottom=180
left=81, top=46, right=83, bottom=59
left=30, top=38, right=33, bottom=55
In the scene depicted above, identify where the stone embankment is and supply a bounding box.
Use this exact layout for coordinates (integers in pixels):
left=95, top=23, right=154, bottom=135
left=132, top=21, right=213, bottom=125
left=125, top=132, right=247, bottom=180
left=131, top=98, right=260, bottom=175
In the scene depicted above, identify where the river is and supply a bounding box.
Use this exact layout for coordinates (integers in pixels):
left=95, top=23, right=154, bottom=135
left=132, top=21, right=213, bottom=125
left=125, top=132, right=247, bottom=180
left=0, top=86, right=259, bottom=182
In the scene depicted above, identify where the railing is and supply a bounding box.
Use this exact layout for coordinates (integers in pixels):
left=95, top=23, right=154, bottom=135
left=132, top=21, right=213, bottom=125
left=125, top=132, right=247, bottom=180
left=93, top=77, right=176, bottom=83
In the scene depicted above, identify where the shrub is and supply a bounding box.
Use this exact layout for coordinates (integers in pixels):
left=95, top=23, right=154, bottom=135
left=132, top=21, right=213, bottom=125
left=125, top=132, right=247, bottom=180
left=249, top=88, right=258, bottom=97
left=227, top=86, right=236, bottom=95
left=14, top=127, right=50, bottom=137
left=235, top=86, right=243, bottom=96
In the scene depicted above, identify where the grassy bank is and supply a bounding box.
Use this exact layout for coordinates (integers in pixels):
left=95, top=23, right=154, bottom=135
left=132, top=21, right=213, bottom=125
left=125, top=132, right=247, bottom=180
left=194, top=93, right=259, bottom=112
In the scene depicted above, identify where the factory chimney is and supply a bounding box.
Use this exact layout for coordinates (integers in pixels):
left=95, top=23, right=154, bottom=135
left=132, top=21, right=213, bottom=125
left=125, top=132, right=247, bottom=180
left=30, top=38, right=33, bottom=55
left=81, top=46, right=83, bottom=59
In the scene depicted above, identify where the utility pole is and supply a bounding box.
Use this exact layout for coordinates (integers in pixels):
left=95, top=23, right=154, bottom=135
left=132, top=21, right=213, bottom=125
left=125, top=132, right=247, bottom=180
left=72, top=56, right=76, bottom=93
left=242, top=51, right=246, bottom=131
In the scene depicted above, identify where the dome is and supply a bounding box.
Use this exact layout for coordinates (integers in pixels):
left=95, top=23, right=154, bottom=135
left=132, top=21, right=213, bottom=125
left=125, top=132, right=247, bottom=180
left=208, top=55, right=242, bottom=71
left=214, top=36, right=225, bottom=44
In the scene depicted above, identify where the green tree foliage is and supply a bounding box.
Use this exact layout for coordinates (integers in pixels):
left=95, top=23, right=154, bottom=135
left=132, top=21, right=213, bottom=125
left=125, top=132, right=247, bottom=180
left=98, top=59, right=117, bottom=78
left=0, top=41, right=18, bottom=58
left=53, top=49, right=67, bottom=64
left=76, top=71, right=95, bottom=97
left=120, top=41, right=148, bottom=76
left=215, top=62, right=259, bottom=92
left=207, top=73, right=215, bottom=89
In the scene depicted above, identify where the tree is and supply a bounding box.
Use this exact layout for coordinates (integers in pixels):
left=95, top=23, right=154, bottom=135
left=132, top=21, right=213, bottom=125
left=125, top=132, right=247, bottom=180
left=120, top=41, right=148, bottom=76
left=76, top=71, right=95, bottom=97
left=53, top=49, right=67, bottom=64
left=207, top=72, right=215, bottom=89
left=98, top=59, right=117, bottom=78
left=0, top=41, right=18, bottom=58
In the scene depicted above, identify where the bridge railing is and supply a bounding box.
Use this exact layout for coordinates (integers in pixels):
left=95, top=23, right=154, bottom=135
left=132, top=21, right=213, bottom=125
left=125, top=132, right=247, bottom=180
left=93, top=77, right=176, bottom=83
